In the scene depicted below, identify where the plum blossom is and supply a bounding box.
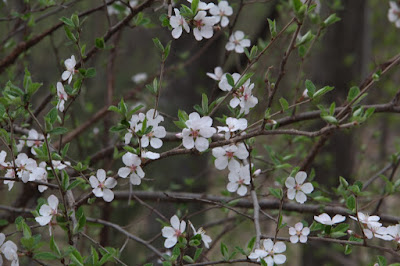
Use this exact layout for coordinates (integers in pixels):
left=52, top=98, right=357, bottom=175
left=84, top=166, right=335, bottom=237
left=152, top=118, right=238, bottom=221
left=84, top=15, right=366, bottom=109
left=388, top=1, right=400, bottom=28
left=140, top=109, right=166, bottom=149
left=15, top=153, right=37, bottom=183
left=141, top=149, right=160, bottom=160
left=217, top=117, right=247, bottom=140
left=118, top=152, right=145, bottom=185
left=248, top=239, right=286, bottom=265
left=206, top=66, right=224, bottom=81
left=4, top=168, right=16, bottom=191
left=227, top=164, right=251, bottom=196
left=169, top=8, right=190, bottom=39
left=189, top=222, right=212, bottom=248
left=285, top=171, right=313, bottom=204
left=89, top=169, right=117, bottom=202
left=124, top=114, right=142, bottom=144
left=230, top=78, right=258, bottom=114
left=51, top=160, right=71, bottom=170
left=0, top=150, right=8, bottom=170
left=56, top=82, right=68, bottom=112
left=131, top=72, right=147, bottom=84
left=26, top=129, right=46, bottom=155
left=35, top=195, right=58, bottom=229
left=30, top=162, right=48, bottom=192
left=162, top=215, right=186, bottom=248
left=192, top=11, right=217, bottom=41
left=314, top=213, right=346, bottom=225
left=376, top=224, right=400, bottom=242
left=289, top=222, right=310, bottom=243
left=182, top=112, right=216, bottom=152
left=61, top=55, right=76, bottom=84
left=209, top=1, right=233, bottom=27
left=0, top=234, right=19, bottom=266
left=225, top=31, right=251, bottom=53
left=212, top=143, right=249, bottom=170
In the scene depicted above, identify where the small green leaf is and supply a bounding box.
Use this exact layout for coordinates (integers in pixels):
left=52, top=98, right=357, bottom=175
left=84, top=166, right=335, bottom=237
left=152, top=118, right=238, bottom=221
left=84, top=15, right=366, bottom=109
left=323, top=13, right=341, bottom=27
left=95, top=37, right=105, bottom=49
left=279, top=97, right=289, bottom=111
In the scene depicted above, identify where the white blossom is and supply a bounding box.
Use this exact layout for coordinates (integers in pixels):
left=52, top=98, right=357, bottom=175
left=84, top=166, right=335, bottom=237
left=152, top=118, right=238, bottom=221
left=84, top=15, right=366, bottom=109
left=61, top=55, right=76, bottom=84
left=285, top=171, right=313, bottom=204
left=124, top=114, right=142, bottom=144
left=141, top=150, right=160, bottom=160
left=209, top=1, right=233, bottom=27
left=227, top=164, right=251, bottom=196
left=230, top=78, right=258, bottom=114
left=289, top=222, right=310, bottom=243
left=219, top=72, right=240, bottom=92
left=189, top=222, right=212, bottom=248
left=225, top=31, right=251, bottom=54
left=217, top=117, right=247, bottom=140
left=4, top=168, right=16, bottom=191
left=56, top=82, right=68, bottom=112
left=0, top=150, right=8, bottom=170
left=30, top=162, right=48, bottom=192
left=0, top=234, right=18, bottom=266
left=35, top=195, right=58, bottom=228
left=212, top=143, right=248, bottom=170
left=248, top=239, right=286, bottom=265
left=182, top=112, right=216, bottom=152
left=89, top=169, right=117, bottom=202
left=206, top=66, right=224, bottom=81
left=118, top=152, right=145, bottom=185
left=140, top=109, right=166, bottom=149
left=314, top=213, right=346, bottom=226
left=15, top=153, right=37, bottom=183
left=132, top=72, right=148, bottom=84
left=170, top=8, right=190, bottom=39
left=26, top=129, right=46, bottom=155
left=388, top=1, right=400, bottom=28
left=192, top=11, right=217, bottom=41
left=375, top=224, right=400, bottom=243
left=162, top=215, right=186, bottom=248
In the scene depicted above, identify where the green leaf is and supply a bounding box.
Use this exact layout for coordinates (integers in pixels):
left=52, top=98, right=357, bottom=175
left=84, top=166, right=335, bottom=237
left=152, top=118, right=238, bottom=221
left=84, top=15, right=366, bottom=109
left=64, top=25, right=76, bottom=42
left=268, top=187, right=283, bottom=199
left=313, top=86, right=334, bottom=98
left=346, top=195, right=356, bottom=212
left=60, top=17, right=74, bottom=27
left=344, top=244, right=352, bottom=255
left=267, top=18, right=277, bottom=38
left=220, top=242, right=229, bottom=260
left=247, top=236, right=256, bottom=252
left=85, top=68, right=96, bottom=78
left=71, top=14, right=79, bottom=28
left=48, top=127, right=68, bottom=135
left=191, top=0, right=199, bottom=12
left=347, top=86, right=360, bottom=102
left=305, top=79, right=316, bottom=96
left=377, top=255, right=387, bottom=266
left=152, top=38, right=164, bottom=52
left=95, top=37, right=105, bottom=49
left=34, top=252, right=60, bottom=260
left=174, top=120, right=186, bottom=129
left=236, top=73, right=253, bottom=89
left=193, top=248, right=203, bottom=261
left=321, top=115, right=337, bottom=125
left=50, top=236, right=62, bottom=256
left=296, top=30, right=314, bottom=46
left=226, top=74, right=235, bottom=87
left=201, top=93, right=209, bottom=114
left=323, top=13, right=341, bottom=27
left=183, top=255, right=194, bottom=263
left=279, top=97, right=289, bottom=111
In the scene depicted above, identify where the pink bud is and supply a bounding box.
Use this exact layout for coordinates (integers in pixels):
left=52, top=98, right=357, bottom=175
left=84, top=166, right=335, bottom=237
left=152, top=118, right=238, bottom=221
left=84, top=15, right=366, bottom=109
left=253, top=169, right=261, bottom=176
left=175, top=133, right=183, bottom=139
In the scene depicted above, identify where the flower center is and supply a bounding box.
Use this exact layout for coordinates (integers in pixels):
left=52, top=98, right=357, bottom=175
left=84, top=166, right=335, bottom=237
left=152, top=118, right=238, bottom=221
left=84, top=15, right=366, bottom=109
left=174, top=229, right=182, bottom=237
left=191, top=129, right=200, bottom=139
left=130, top=165, right=137, bottom=172
left=195, top=19, right=204, bottom=29
left=226, top=151, right=234, bottom=159
left=98, top=182, right=105, bottom=189
left=295, top=184, right=301, bottom=191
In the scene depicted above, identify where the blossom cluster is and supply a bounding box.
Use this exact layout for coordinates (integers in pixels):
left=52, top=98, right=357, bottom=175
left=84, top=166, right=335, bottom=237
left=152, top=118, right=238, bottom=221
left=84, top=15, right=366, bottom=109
left=161, top=215, right=212, bottom=249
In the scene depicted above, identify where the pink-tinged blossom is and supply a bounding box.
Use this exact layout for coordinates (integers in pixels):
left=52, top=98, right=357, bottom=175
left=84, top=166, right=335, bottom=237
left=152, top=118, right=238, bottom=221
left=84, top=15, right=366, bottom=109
left=227, top=164, right=251, bottom=196
left=285, top=171, right=313, bottom=204
left=61, top=55, right=76, bottom=84
left=182, top=112, right=216, bottom=152
left=388, top=1, right=400, bottom=28
left=209, top=1, right=233, bottom=27
left=89, top=169, right=117, bottom=202
left=15, top=153, right=37, bottom=183
left=314, top=213, right=346, bottom=225
left=30, top=162, right=48, bottom=193
left=189, top=222, right=212, bottom=248
left=26, top=129, right=46, bottom=155
left=248, top=239, right=286, bottom=265
left=170, top=8, right=190, bottom=39
left=118, top=152, right=145, bottom=185
left=225, top=31, right=251, bottom=54
left=0, top=234, right=19, bottom=266
left=162, top=215, right=186, bottom=248
left=289, top=222, right=310, bottom=243
left=217, top=117, right=247, bottom=140
left=35, top=195, right=58, bottom=229
left=206, top=66, right=224, bottom=81
left=56, top=82, right=68, bottom=112
left=212, top=143, right=249, bottom=170
left=192, top=11, right=217, bottom=41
